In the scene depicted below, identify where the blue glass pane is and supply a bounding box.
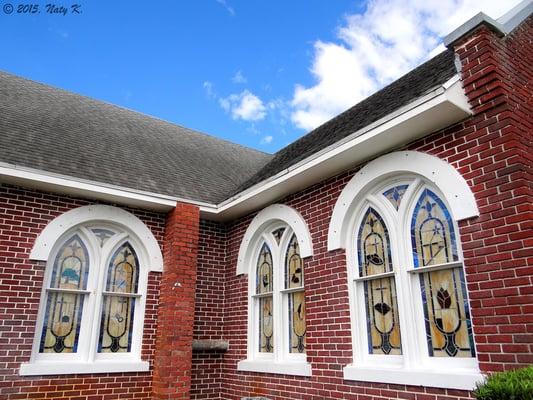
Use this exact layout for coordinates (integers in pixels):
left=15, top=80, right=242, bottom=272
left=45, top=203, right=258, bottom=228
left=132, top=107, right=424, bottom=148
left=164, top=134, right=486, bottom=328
left=49, top=235, right=89, bottom=290
left=383, top=185, right=409, bottom=210
left=357, top=208, right=393, bottom=276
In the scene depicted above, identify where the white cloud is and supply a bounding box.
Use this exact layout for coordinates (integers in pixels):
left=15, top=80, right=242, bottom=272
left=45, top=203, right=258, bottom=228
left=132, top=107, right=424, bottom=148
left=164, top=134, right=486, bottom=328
left=219, top=90, right=267, bottom=121
left=290, top=0, right=522, bottom=131
left=260, top=135, right=273, bottom=145
left=216, top=0, right=235, bottom=16
left=203, top=81, right=216, bottom=99
left=232, top=70, right=247, bottom=84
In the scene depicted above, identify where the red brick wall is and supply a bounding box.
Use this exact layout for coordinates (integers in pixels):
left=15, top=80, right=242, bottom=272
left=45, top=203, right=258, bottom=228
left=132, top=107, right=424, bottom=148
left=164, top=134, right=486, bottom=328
left=152, top=202, right=200, bottom=400
left=0, top=184, right=165, bottom=400
left=190, top=18, right=532, bottom=400
left=190, top=220, right=227, bottom=400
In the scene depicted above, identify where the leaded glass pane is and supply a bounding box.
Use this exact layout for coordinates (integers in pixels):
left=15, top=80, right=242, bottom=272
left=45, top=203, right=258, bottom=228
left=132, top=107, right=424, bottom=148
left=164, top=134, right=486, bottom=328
left=288, top=291, right=306, bottom=353
left=259, top=296, right=273, bottom=353
left=285, top=234, right=303, bottom=289
left=358, top=208, right=401, bottom=355
left=411, top=189, right=458, bottom=268
left=256, top=243, right=273, bottom=294
left=272, top=227, right=285, bottom=244
left=383, top=184, right=409, bottom=210
left=363, top=278, right=401, bottom=355
left=420, top=267, right=475, bottom=358
left=40, top=235, right=89, bottom=353
left=358, top=208, right=392, bottom=276
left=91, top=228, right=116, bottom=247
left=98, top=295, right=135, bottom=353
left=39, top=293, right=84, bottom=353
left=49, top=235, right=89, bottom=290
left=105, top=243, right=139, bottom=293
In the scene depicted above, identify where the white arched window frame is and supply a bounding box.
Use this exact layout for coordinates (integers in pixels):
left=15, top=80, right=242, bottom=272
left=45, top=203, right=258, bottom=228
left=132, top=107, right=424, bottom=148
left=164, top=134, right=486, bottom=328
left=237, top=204, right=313, bottom=377
left=20, top=205, right=163, bottom=376
left=329, top=151, right=483, bottom=390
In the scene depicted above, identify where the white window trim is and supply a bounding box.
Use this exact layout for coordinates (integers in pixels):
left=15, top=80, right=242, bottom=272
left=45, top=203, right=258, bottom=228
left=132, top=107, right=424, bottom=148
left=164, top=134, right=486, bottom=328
left=237, top=205, right=313, bottom=376
left=20, top=205, right=161, bottom=376
left=329, top=154, right=483, bottom=390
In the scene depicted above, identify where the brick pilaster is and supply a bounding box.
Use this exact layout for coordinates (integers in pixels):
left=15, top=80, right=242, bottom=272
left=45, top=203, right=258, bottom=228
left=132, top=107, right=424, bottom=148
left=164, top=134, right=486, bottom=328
left=152, top=202, right=200, bottom=400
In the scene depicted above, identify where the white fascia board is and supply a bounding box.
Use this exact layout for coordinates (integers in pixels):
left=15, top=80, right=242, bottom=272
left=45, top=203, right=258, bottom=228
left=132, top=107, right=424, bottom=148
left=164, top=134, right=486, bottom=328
left=0, top=162, right=213, bottom=212
left=204, top=76, right=471, bottom=221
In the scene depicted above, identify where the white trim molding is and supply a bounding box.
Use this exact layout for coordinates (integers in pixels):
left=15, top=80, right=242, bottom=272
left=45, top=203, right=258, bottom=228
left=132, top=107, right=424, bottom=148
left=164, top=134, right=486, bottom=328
left=19, top=360, right=149, bottom=376
left=343, top=365, right=484, bottom=390
left=238, top=359, right=312, bottom=377
left=30, top=204, right=164, bottom=272
left=328, top=151, right=479, bottom=251
left=236, top=204, right=313, bottom=275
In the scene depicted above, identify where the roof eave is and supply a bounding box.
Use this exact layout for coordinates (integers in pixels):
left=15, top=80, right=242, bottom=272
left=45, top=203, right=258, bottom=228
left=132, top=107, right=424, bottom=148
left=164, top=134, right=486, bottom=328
left=203, top=75, right=471, bottom=221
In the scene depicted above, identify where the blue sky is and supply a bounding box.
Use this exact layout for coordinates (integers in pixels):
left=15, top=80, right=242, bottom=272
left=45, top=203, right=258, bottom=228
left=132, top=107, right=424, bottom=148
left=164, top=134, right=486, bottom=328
left=0, top=0, right=520, bottom=152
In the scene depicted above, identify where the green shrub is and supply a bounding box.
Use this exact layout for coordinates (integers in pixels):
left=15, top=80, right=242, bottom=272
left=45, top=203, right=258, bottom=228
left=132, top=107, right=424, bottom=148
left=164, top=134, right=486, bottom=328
left=473, top=366, right=533, bottom=400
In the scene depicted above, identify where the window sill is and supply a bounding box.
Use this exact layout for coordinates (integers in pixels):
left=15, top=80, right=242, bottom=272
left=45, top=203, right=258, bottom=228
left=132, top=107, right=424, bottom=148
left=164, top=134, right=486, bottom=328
left=19, top=360, right=150, bottom=376
left=237, top=359, right=312, bottom=377
left=343, top=364, right=484, bottom=390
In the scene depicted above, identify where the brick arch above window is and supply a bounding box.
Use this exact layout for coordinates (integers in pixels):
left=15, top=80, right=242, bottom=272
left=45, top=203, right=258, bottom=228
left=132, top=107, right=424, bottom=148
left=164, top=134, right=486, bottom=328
left=328, top=151, right=479, bottom=251
left=30, top=204, right=163, bottom=272
left=236, top=204, right=313, bottom=275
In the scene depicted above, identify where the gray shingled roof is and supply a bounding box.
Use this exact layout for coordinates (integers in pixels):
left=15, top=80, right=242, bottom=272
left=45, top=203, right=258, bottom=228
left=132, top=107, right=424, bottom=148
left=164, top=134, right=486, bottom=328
left=0, top=50, right=457, bottom=205
left=233, top=50, right=458, bottom=195
left=0, top=71, right=272, bottom=203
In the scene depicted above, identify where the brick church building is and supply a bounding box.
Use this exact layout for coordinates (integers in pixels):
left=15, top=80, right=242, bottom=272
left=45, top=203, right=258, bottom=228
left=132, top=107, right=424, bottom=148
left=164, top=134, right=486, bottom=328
left=0, top=4, right=531, bottom=400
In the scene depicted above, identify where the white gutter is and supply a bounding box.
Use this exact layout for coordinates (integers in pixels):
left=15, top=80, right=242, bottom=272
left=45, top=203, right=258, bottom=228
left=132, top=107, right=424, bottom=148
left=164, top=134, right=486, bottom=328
left=0, top=75, right=471, bottom=220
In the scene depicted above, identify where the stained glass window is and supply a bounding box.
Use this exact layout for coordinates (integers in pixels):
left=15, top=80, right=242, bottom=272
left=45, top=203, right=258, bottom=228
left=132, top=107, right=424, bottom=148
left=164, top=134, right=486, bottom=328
left=288, top=291, right=306, bottom=353
left=272, top=227, right=285, bottom=244
left=383, top=185, right=409, bottom=210
left=358, top=208, right=402, bottom=355
left=420, top=268, right=475, bottom=357
left=285, top=235, right=303, bottom=289
left=91, top=228, right=116, bottom=247
left=40, top=235, right=88, bottom=353
left=259, top=296, right=274, bottom=353
left=285, top=234, right=306, bottom=353
left=411, top=189, right=458, bottom=268
left=412, top=190, right=474, bottom=358
left=256, top=243, right=273, bottom=294
left=98, top=243, right=139, bottom=353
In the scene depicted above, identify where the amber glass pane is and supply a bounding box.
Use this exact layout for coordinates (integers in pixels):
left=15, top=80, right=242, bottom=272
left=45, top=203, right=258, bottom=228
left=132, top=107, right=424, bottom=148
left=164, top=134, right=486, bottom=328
left=363, top=277, right=402, bottom=355
left=39, top=293, right=84, bottom=353
left=259, top=296, right=273, bottom=353
left=256, top=243, right=273, bottom=294
left=412, top=189, right=458, bottom=268
left=420, top=267, right=475, bottom=357
left=358, top=208, right=401, bottom=354
left=49, top=235, right=89, bottom=290
left=288, top=290, right=306, bottom=353
left=358, top=208, right=392, bottom=277
left=285, top=234, right=303, bottom=289
left=98, top=295, right=135, bottom=353
left=383, top=184, right=409, bottom=210
left=105, top=243, right=139, bottom=293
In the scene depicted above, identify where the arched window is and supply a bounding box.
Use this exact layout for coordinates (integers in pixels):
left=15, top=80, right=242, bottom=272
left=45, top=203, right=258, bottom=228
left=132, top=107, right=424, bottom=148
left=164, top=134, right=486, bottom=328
left=20, top=205, right=162, bottom=376
left=237, top=204, right=312, bottom=376
left=341, top=178, right=480, bottom=389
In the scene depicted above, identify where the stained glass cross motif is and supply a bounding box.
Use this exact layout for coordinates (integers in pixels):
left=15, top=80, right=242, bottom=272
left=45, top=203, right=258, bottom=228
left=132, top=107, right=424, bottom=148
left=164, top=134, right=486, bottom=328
left=272, top=227, right=285, bottom=244
left=358, top=208, right=402, bottom=355
left=383, top=185, right=409, bottom=210
left=256, top=243, right=273, bottom=294
left=285, top=235, right=303, bottom=289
